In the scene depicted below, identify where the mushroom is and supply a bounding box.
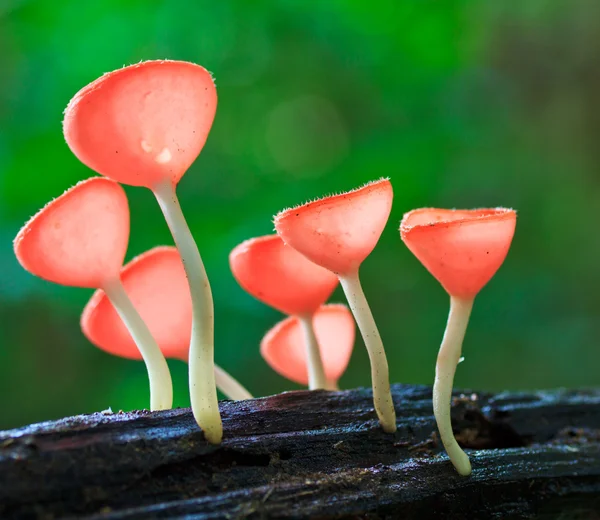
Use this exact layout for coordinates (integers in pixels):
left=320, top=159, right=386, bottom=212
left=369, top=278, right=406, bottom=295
left=63, top=60, right=222, bottom=442
left=82, top=246, right=252, bottom=401
left=261, top=304, right=355, bottom=391
left=229, top=234, right=338, bottom=389
left=13, top=177, right=173, bottom=410
left=274, top=179, right=396, bottom=433
left=400, top=207, right=517, bottom=476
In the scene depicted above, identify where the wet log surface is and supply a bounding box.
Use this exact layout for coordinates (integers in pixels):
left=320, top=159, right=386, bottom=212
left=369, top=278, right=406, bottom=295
left=1, top=384, right=599, bottom=519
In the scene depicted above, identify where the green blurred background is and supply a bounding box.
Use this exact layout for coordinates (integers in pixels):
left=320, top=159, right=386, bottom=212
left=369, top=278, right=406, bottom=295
left=1, top=1, right=599, bottom=430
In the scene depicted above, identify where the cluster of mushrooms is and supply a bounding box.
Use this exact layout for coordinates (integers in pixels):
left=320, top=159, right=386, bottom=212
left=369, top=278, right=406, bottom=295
left=13, top=60, right=516, bottom=477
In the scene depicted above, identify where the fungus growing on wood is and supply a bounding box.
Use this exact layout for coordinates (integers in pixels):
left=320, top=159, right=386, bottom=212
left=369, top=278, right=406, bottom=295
left=261, top=304, right=355, bottom=390
left=400, top=207, right=517, bottom=475
left=274, top=179, right=396, bottom=433
left=82, top=246, right=252, bottom=401
left=229, top=234, right=338, bottom=389
left=63, top=60, right=222, bottom=442
left=13, top=177, right=173, bottom=410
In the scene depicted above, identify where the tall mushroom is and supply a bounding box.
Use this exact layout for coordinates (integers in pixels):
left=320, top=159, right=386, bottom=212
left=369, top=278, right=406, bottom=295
left=261, top=304, right=355, bottom=391
left=274, top=179, right=396, bottom=433
left=13, top=177, right=173, bottom=410
left=63, top=60, right=222, bottom=442
left=400, top=207, right=517, bottom=476
left=82, top=246, right=252, bottom=401
left=229, top=234, right=338, bottom=389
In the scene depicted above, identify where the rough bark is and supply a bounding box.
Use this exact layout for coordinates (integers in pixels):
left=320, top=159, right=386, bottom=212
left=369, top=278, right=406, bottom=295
left=1, top=384, right=599, bottom=519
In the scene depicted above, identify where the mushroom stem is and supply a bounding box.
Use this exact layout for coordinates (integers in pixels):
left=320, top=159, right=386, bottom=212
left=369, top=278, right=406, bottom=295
left=103, top=278, right=173, bottom=411
left=298, top=314, right=328, bottom=390
left=325, top=379, right=339, bottom=391
left=153, top=181, right=222, bottom=444
left=214, top=365, right=253, bottom=401
left=175, top=357, right=253, bottom=401
left=434, top=295, right=474, bottom=476
left=339, top=270, right=396, bottom=432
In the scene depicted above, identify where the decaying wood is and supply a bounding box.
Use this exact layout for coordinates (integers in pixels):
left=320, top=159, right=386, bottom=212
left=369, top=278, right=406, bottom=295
left=1, top=384, right=599, bottom=519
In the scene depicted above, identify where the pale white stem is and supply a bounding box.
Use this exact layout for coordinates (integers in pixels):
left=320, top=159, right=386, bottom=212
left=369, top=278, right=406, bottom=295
left=298, top=314, right=327, bottom=390
left=153, top=182, right=222, bottom=444
left=103, top=279, right=173, bottom=411
left=434, top=295, right=474, bottom=476
left=325, top=379, right=339, bottom=391
left=214, top=365, right=253, bottom=400
left=175, top=356, right=253, bottom=401
left=339, top=270, right=396, bottom=432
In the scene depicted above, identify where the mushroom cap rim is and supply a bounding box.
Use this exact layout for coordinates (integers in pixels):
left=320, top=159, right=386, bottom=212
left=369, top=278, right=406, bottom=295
left=400, top=207, right=516, bottom=236
left=273, top=177, right=391, bottom=225
left=229, top=234, right=282, bottom=257
left=13, top=177, right=113, bottom=250
left=63, top=59, right=215, bottom=119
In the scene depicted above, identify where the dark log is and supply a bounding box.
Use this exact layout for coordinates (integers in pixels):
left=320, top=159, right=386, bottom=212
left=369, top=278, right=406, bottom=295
left=1, top=384, right=599, bottom=519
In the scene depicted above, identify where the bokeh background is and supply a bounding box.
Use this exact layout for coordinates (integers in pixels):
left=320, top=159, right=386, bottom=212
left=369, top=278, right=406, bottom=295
left=1, top=1, right=599, bottom=430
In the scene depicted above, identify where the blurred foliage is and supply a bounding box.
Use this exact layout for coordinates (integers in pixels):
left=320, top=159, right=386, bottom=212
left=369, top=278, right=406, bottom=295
left=1, top=0, right=599, bottom=429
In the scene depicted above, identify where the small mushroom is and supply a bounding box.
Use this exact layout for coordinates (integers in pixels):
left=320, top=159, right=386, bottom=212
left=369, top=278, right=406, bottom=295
left=13, top=177, right=173, bottom=410
left=63, top=60, right=222, bottom=442
left=261, top=304, right=355, bottom=390
left=274, top=179, right=396, bottom=433
left=82, top=246, right=252, bottom=400
left=400, top=207, right=517, bottom=476
left=229, top=234, right=338, bottom=389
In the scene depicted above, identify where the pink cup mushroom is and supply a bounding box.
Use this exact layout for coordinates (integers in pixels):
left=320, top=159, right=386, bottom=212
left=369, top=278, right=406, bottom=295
left=63, top=60, right=222, bottom=442
left=229, top=234, right=338, bottom=389
left=274, top=179, right=396, bottom=433
left=261, top=304, right=355, bottom=391
left=82, top=246, right=252, bottom=400
left=400, top=207, right=517, bottom=476
left=13, top=177, right=173, bottom=410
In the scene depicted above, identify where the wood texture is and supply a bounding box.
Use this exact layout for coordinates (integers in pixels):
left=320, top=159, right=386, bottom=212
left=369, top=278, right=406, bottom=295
left=1, top=384, right=599, bottom=519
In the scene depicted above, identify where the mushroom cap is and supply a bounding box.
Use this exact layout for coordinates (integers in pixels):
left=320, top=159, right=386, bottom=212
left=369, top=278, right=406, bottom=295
left=13, top=177, right=129, bottom=289
left=274, top=179, right=393, bottom=275
left=81, top=246, right=191, bottom=361
left=260, top=304, right=355, bottom=385
left=400, top=208, right=517, bottom=299
left=229, top=234, right=338, bottom=316
left=63, top=60, right=217, bottom=189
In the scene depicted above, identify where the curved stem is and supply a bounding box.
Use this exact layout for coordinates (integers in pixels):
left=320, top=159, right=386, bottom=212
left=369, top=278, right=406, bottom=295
left=214, top=365, right=253, bottom=400
left=298, top=314, right=327, bottom=390
left=153, top=182, right=222, bottom=444
left=103, top=279, right=173, bottom=411
left=433, top=295, right=474, bottom=476
left=339, top=270, right=396, bottom=432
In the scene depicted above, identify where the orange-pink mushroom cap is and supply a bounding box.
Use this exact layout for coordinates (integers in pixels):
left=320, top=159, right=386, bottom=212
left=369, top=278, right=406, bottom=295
left=81, top=246, right=191, bottom=361
left=274, top=179, right=393, bottom=276
left=260, top=304, right=355, bottom=386
left=13, top=177, right=129, bottom=289
left=400, top=208, right=517, bottom=299
left=63, top=60, right=217, bottom=189
left=229, top=234, right=338, bottom=316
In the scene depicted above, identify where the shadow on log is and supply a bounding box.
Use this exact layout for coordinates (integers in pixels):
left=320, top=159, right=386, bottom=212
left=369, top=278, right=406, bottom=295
left=1, top=384, right=599, bottom=519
